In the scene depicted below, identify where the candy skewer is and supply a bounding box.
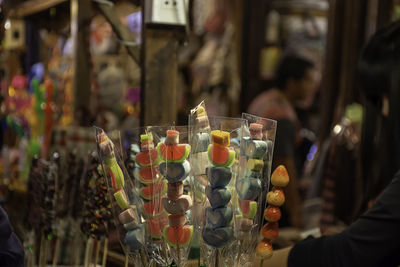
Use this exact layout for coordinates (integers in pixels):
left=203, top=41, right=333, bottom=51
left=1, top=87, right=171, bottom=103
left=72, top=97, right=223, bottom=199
left=203, top=130, right=235, bottom=252
left=256, top=165, right=289, bottom=263
left=158, top=129, right=193, bottom=266
left=96, top=130, right=146, bottom=263
left=235, top=122, right=268, bottom=266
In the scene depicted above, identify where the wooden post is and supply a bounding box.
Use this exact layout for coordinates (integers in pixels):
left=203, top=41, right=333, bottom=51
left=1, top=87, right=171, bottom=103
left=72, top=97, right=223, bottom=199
left=240, top=0, right=270, bottom=112
left=334, top=0, right=368, bottom=121
left=320, top=0, right=392, bottom=142
left=142, top=29, right=178, bottom=125
left=319, top=0, right=368, bottom=141
left=71, top=0, right=92, bottom=125
left=95, top=2, right=140, bottom=64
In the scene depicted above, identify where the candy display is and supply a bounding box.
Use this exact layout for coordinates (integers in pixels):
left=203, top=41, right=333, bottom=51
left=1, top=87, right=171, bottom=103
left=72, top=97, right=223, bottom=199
left=193, top=115, right=246, bottom=267
left=256, top=165, right=290, bottom=260
left=189, top=102, right=211, bottom=229
left=134, top=131, right=168, bottom=244
left=234, top=113, right=277, bottom=267
left=79, top=153, right=113, bottom=267
left=158, top=129, right=193, bottom=267
left=95, top=129, right=148, bottom=266
left=80, top=154, right=112, bottom=238
left=202, top=129, right=235, bottom=249
left=5, top=91, right=283, bottom=267
left=24, top=156, right=59, bottom=267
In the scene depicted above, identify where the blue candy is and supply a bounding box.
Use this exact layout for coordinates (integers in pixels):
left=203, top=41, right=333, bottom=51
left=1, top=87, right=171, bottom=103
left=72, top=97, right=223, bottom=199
left=243, top=139, right=267, bottom=159
left=206, top=206, right=233, bottom=228
left=159, top=160, right=191, bottom=183
left=124, top=225, right=145, bottom=251
left=192, top=132, right=210, bottom=153
left=236, top=177, right=262, bottom=200
left=202, top=226, right=234, bottom=248
left=205, top=186, right=231, bottom=208
left=206, top=167, right=232, bottom=188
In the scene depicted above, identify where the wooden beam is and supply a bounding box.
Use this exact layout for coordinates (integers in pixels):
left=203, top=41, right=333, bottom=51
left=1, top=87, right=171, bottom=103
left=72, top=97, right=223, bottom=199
left=95, top=2, right=140, bottom=64
left=143, top=29, right=178, bottom=125
left=319, top=0, right=345, bottom=142
left=334, top=0, right=367, bottom=120
left=240, top=0, right=270, bottom=112
left=71, top=0, right=92, bottom=125
left=10, top=0, right=68, bottom=18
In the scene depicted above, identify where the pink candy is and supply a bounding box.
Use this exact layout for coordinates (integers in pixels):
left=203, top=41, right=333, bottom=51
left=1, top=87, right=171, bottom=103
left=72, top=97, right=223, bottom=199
left=119, top=208, right=138, bottom=225
left=168, top=214, right=186, bottom=227
left=162, top=195, right=193, bottom=215
left=167, top=182, right=183, bottom=199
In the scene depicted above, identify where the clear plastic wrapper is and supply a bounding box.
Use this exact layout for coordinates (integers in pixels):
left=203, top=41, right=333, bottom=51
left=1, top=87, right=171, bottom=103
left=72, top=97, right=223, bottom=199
left=94, top=127, right=148, bottom=266
left=148, top=126, right=194, bottom=267
left=188, top=102, right=211, bottom=248
left=233, top=113, right=277, bottom=267
left=122, top=126, right=195, bottom=266
left=125, top=126, right=171, bottom=266
left=190, top=112, right=247, bottom=267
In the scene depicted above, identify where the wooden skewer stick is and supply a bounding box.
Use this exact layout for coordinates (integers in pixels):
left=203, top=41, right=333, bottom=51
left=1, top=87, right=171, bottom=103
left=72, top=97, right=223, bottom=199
left=140, top=248, right=148, bottom=266
left=177, top=243, right=181, bottom=266
left=94, top=239, right=101, bottom=267
left=215, top=248, right=219, bottom=267
left=102, top=238, right=108, bottom=267
left=43, top=237, right=49, bottom=267
left=38, top=233, right=45, bottom=267
left=52, top=238, right=60, bottom=267
left=124, top=247, right=129, bottom=267
left=84, top=237, right=94, bottom=267
left=73, top=236, right=83, bottom=267
left=237, top=239, right=243, bottom=265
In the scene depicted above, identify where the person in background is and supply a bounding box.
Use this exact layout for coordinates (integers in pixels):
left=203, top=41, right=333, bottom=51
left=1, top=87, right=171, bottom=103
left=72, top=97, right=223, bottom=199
left=0, top=205, right=24, bottom=266
left=248, top=55, right=319, bottom=228
left=255, top=20, right=400, bottom=267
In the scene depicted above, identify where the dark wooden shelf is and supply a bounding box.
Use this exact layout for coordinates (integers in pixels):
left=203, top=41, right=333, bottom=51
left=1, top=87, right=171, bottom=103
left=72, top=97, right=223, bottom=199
left=10, top=0, right=68, bottom=18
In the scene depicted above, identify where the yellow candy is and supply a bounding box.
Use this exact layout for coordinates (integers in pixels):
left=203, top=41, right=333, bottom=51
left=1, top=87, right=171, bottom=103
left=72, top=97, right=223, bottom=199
left=211, top=130, right=230, bottom=146
left=140, top=132, right=153, bottom=142
left=196, top=106, right=206, bottom=117
left=246, top=158, right=264, bottom=171
left=271, top=165, right=290, bottom=187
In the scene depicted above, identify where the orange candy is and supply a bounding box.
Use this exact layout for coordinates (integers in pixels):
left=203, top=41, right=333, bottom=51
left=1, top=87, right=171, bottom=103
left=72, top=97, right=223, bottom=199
left=267, top=187, right=285, bottom=207
left=264, top=205, right=281, bottom=222
left=261, top=222, right=279, bottom=240
left=256, top=238, right=273, bottom=259
left=271, top=165, right=290, bottom=187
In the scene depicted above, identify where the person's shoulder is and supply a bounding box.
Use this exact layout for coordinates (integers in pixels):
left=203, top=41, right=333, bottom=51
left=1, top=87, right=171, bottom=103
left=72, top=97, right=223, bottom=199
left=394, top=170, right=400, bottom=179
left=248, top=89, right=296, bottom=121
left=0, top=206, right=12, bottom=240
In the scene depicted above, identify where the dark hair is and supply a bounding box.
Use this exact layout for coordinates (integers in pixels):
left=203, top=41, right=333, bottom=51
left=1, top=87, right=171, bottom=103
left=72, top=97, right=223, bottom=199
left=358, top=21, right=400, bottom=206
left=275, top=55, right=314, bottom=90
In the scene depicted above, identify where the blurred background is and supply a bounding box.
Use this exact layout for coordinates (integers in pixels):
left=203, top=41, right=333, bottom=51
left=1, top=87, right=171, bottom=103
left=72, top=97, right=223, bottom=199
left=0, top=0, right=399, bottom=265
